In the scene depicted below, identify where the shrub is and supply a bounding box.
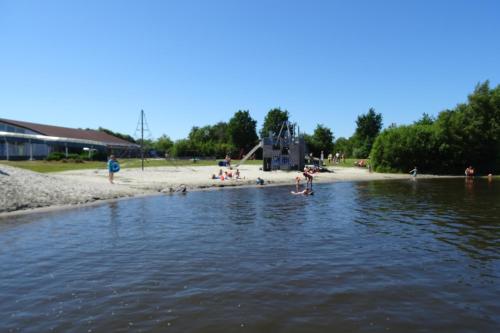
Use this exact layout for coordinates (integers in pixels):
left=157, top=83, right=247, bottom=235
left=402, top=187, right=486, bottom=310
left=46, top=152, right=65, bottom=161
left=370, top=82, right=500, bottom=175
left=371, top=124, right=438, bottom=173
left=66, top=153, right=80, bottom=160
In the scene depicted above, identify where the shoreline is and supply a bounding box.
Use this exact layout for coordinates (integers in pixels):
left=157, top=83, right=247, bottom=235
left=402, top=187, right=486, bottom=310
left=1, top=164, right=462, bottom=218
left=0, top=178, right=418, bottom=219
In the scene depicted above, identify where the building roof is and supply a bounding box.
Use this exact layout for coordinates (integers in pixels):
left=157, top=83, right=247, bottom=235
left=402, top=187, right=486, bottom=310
left=0, top=118, right=137, bottom=147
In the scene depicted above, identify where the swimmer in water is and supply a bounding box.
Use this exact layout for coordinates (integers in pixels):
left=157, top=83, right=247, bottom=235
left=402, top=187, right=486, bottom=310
left=291, top=188, right=313, bottom=195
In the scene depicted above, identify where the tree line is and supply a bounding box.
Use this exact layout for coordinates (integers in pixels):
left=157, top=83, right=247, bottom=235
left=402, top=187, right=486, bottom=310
left=371, top=81, right=500, bottom=174
left=98, top=81, right=499, bottom=174
left=101, top=108, right=341, bottom=160
left=100, top=107, right=383, bottom=161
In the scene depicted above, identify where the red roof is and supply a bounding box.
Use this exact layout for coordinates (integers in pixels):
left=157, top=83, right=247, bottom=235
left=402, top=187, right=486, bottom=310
left=0, top=118, right=136, bottom=146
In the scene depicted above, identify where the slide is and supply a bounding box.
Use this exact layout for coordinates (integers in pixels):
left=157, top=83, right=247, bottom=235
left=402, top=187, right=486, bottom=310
left=235, top=142, right=263, bottom=168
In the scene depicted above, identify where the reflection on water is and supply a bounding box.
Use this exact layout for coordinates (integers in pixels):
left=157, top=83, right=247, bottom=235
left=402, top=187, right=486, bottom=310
left=357, top=179, right=500, bottom=260
left=0, top=179, right=499, bottom=332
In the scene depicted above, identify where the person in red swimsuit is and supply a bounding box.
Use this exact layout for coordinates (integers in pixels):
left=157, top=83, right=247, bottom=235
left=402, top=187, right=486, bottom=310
left=303, top=167, right=314, bottom=189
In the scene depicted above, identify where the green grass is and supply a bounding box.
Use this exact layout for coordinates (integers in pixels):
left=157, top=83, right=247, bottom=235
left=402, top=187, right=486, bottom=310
left=323, top=158, right=365, bottom=168
left=0, top=158, right=263, bottom=173
left=0, top=160, right=106, bottom=173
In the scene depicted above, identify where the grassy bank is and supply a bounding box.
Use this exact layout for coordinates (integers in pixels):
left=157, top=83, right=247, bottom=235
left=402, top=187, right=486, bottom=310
left=324, top=158, right=364, bottom=168
left=0, top=159, right=263, bottom=173
left=0, top=158, right=364, bottom=173
left=305, top=158, right=363, bottom=168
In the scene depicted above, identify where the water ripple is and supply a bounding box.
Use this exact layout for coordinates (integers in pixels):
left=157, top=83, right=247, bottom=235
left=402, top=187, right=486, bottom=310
left=0, top=179, right=499, bottom=332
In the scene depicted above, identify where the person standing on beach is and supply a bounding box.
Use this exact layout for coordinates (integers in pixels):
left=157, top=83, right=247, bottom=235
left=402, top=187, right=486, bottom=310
left=107, top=155, right=120, bottom=184
left=409, top=166, right=417, bottom=178
left=225, top=154, right=231, bottom=167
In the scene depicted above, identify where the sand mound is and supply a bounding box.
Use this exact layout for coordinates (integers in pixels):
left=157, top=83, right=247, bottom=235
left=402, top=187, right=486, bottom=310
left=0, top=165, right=144, bottom=213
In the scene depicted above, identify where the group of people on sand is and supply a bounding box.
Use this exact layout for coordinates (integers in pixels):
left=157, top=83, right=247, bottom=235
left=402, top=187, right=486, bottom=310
left=211, top=167, right=242, bottom=181
left=328, top=152, right=345, bottom=164
left=107, top=154, right=493, bottom=190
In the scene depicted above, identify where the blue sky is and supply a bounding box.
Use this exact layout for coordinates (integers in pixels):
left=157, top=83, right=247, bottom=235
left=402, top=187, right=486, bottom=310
left=1, top=0, right=499, bottom=141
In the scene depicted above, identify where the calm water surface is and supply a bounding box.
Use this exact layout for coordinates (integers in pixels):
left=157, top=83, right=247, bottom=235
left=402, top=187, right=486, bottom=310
left=0, top=179, right=499, bottom=332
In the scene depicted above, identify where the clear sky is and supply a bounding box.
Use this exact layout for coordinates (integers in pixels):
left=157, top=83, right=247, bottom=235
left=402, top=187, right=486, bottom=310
left=1, top=0, right=499, bottom=141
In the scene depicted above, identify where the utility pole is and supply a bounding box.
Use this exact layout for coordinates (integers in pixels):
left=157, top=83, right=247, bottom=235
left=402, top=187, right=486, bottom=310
left=135, top=109, right=151, bottom=172
left=141, top=109, right=144, bottom=171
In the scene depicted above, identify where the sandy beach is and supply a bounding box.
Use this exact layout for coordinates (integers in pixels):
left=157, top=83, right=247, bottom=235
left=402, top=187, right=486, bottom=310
left=0, top=163, right=445, bottom=216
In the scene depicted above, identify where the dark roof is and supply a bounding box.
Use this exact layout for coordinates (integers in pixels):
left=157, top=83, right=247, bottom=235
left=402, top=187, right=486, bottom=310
left=0, top=118, right=136, bottom=146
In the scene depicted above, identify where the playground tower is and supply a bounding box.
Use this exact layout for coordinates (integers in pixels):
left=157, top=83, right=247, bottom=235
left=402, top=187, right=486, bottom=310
left=262, top=121, right=305, bottom=171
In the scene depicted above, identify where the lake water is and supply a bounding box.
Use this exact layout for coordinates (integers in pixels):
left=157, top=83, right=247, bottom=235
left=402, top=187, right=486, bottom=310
left=0, top=179, right=499, bottom=332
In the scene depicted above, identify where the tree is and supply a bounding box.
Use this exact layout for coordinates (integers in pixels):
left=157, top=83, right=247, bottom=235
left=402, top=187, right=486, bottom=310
left=414, top=113, right=435, bottom=126
left=227, top=110, right=258, bottom=155
left=371, top=124, right=438, bottom=173
left=154, top=134, right=174, bottom=155
left=260, top=108, right=290, bottom=138
left=170, top=139, right=196, bottom=157
left=334, top=137, right=353, bottom=157
left=182, top=122, right=235, bottom=158
left=352, top=107, right=383, bottom=158
left=188, top=123, right=231, bottom=145
left=304, top=124, right=334, bottom=157
left=208, top=122, right=230, bottom=143
left=371, top=81, right=500, bottom=174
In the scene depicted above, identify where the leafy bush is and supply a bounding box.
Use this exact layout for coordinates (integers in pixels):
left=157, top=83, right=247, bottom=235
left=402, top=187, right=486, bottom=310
left=46, top=152, right=66, bottom=161
left=371, top=125, right=438, bottom=173
left=371, top=82, right=500, bottom=174
left=66, top=153, right=80, bottom=160
left=46, top=152, right=87, bottom=163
